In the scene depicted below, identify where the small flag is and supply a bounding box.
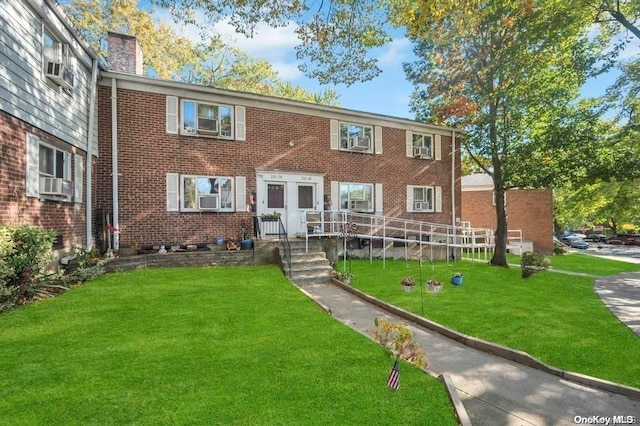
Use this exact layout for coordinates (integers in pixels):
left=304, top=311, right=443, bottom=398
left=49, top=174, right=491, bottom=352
left=387, top=360, right=400, bottom=390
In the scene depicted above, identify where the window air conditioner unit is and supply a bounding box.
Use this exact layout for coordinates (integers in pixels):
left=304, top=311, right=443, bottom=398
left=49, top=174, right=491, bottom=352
left=413, top=201, right=431, bottom=211
left=39, top=177, right=73, bottom=197
left=349, top=200, right=371, bottom=211
left=198, top=195, right=220, bottom=210
left=45, top=60, right=74, bottom=89
left=197, top=118, right=219, bottom=134
left=349, top=136, right=370, bottom=151
left=413, top=146, right=429, bottom=158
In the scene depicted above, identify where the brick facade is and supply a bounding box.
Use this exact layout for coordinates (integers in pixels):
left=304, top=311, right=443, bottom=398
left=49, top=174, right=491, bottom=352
left=0, top=110, right=89, bottom=249
left=96, top=84, right=461, bottom=247
left=461, top=187, right=554, bottom=253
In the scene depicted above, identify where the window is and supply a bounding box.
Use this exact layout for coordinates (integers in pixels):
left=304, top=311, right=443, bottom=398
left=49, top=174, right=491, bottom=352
left=181, top=175, right=234, bottom=212
left=412, top=133, right=433, bottom=158
left=340, top=183, right=373, bottom=212
left=26, top=134, right=75, bottom=201
left=340, top=122, right=373, bottom=152
left=412, top=186, right=434, bottom=212
left=42, top=26, right=75, bottom=92
left=181, top=100, right=233, bottom=138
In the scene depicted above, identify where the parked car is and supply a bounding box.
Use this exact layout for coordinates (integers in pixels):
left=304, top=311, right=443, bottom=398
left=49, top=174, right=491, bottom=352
left=586, top=233, right=608, bottom=243
left=562, top=233, right=583, bottom=243
left=607, top=234, right=638, bottom=245
left=569, top=239, right=589, bottom=249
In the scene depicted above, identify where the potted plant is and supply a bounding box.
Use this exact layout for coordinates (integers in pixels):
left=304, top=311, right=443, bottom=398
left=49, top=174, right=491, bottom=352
left=260, top=212, right=281, bottom=222
left=451, top=272, right=463, bottom=286
left=427, top=279, right=442, bottom=293
left=400, top=276, right=415, bottom=293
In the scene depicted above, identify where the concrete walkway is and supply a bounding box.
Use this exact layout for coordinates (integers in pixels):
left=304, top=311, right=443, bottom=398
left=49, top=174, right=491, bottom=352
left=300, top=280, right=640, bottom=425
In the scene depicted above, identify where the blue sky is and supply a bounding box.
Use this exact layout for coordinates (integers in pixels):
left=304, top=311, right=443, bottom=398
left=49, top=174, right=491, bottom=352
left=158, top=12, right=640, bottom=120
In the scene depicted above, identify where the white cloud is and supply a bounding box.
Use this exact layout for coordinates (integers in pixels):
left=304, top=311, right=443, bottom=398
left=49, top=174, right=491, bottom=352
left=376, top=37, right=411, bottom=68
left=270, top=61, right=303, bottom=80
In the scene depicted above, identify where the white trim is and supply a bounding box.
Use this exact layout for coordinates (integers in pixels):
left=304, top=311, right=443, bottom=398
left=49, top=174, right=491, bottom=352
left=166, top=173, right=179, bottom=211
left=235, top=176, right=246, bottom=212
left=74, top=154, right=83, bottom=204
left=406, top=130, right=413, bottom=158
left=406, top=185, right=414, bottom=212
left=435, top=186, right=443, bottom=212
left=25, top=133, right=40, bottom=197
left=374, top=126, right=383, bottom=154
left=235, top=106, right=246, bottom=141
left=435, top=135, right=442, bottom=160
left=330, top=119, right=339, bottom=150
left=375, top=183, right=383, bottom=213
left=166, top=96, right=178, bottom=134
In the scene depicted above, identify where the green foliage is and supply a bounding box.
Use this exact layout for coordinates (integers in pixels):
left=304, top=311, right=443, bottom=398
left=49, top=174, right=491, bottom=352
left=520, top=252, right=551, bottom=278
left=372, top=318, right=427, bottom=367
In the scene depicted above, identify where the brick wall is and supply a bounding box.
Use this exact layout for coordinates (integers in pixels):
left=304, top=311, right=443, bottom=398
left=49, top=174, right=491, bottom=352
left=97, top=86, right=461, bottom=247
left=0, top=111, right=89, bottom=249
left=461, top=188, right=553, bottom=253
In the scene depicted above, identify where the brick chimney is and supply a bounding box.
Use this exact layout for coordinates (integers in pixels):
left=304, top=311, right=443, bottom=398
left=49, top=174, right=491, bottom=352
left=107, top=31, right=143, bottom=75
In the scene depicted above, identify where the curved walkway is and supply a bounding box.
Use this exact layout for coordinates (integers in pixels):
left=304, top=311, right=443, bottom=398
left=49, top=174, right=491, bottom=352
left=300, top=277, right=640, bottom=425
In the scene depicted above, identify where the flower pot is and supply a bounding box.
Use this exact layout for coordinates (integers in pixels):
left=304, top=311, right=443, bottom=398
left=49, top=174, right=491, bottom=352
left=427, top=283, right=442, bottom=293
left=451, top=276, right=463, bottom=286
left=402, top=284, right=415, bottom=293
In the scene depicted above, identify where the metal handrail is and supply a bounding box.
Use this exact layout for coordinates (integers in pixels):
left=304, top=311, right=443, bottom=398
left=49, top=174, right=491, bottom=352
left=277, top=217, right=292, bottom=278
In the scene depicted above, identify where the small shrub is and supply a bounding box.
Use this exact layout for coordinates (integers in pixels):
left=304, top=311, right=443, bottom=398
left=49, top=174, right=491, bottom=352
left=552, top=241, right=567, bottom=255
left=521, top=251, right=551, bottom=278
left=372, top=318, right=426, bottom=367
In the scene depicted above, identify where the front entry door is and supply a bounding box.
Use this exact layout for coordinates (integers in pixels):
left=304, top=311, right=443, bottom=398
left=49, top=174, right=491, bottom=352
left=295, top=183, right=316, bottom=235
left=266, top=182, right=287, bottom=222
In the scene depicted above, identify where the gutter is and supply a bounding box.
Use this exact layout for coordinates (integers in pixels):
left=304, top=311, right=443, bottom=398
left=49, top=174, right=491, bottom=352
left=111, top=78, right=119, bottom=251
left=85, top=58, right=98, bottom=249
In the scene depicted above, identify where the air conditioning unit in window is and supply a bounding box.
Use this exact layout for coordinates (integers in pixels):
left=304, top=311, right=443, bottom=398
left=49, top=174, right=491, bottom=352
left=197, top=118, right=219, bottom=134
left=198, top=195, right=220, bottom=211
left=45, top=60, right=74, bottom=89
left=413, top=201, right=431, bottom=211
left=349, top=200, right=371, bottom=211
left=413, top=146, right=430, bottom=158
left=349, top=136, right=370, bottom=151
left=40, top=177, right=73, bottom=197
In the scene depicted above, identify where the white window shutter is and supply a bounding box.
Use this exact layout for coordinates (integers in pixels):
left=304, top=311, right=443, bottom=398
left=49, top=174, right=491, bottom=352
left=64, top=152, right=72, bottom=180
left=235, top=176, right=246, bottom=212
left=406, top=131, right=413, bottom=157
left=74, top=154, right=83, bottom=204
left=406, top=185, right=414, bottom=212
left=25, top=133, right=39, bottom=197
left=435, top=134, right=442, bottom=160
left=235, top=106, right=246, bottom=141
left=166, top=96, right=178, bottom=134
left=330, top=119, right=339, bottom=150
left=375, top=183, right=383, bottom=214
left=331, top=181, right=339, bottom=210
left=435, top=186, right=442, bottom=212
left=374, top=126, right=383, bottom=154
left=166, top=173, right=179, bottom=211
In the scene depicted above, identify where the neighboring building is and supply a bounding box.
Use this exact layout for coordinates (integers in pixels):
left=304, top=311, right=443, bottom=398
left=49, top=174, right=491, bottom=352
left=1, top=0, right=102, bottom=253
left=461, top=174, right=554, bottom=253
left=96, top=33, right=462, bottom=250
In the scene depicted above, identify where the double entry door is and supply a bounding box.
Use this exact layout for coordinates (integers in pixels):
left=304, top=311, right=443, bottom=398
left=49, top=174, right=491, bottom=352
left=257, top=171, right=323, bottom=236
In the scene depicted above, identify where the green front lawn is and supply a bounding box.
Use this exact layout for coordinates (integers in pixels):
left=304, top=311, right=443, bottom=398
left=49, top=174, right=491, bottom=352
left=0, top=266, right=457, bottom=425
left=344, top=258, right=640, bottom=389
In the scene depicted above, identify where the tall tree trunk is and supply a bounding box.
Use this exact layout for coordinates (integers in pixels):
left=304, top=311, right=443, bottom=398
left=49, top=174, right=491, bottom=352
left=490, top=183, right=509, bottom=267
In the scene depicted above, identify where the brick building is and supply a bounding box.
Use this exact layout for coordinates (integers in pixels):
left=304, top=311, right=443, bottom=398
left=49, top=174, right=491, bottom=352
left=461, top=174, right=554, bottom=253
left=95, top=33, right=462, bottom=250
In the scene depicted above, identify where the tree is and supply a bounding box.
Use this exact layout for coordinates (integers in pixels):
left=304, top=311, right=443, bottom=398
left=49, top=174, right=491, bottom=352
left=62, top=0, right=339, bottom=105
left=403, top=2, right=605, bottom=266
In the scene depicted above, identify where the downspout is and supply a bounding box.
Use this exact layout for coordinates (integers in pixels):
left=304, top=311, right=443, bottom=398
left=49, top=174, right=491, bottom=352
left=111, top=78, right=120, bottom=251
left=85, top=58, right=98, bottom=250
left=451, top=130, right=457, bottom=255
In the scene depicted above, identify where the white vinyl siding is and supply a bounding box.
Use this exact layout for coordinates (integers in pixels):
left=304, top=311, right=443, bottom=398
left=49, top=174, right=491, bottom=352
left=166, top=96, right=178, bottom=134
left=166, top=173, right=179, bottom=211
left=1, top=0, right=94, bottom=153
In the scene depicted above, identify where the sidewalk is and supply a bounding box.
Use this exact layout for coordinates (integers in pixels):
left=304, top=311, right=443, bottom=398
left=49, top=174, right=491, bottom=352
left=301, top=282, right=640, bottom=425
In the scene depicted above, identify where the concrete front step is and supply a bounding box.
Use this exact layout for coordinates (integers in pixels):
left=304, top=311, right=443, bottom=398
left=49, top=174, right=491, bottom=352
left=289, top=252, right=327, bottom=262
left=279, top=245, right=333, bottom=286
left=288, top=273, right=333, bottom=286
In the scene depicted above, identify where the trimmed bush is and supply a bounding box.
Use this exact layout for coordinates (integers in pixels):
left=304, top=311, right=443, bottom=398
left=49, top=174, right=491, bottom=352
left=521, top=251, right=551, bottom=278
